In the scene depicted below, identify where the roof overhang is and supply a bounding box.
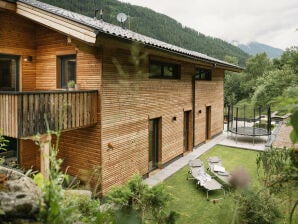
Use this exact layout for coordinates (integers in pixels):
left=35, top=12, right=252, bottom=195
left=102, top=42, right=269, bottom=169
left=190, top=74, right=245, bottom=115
left=0, top=0, right=16, bottom=11
left=14, top=0, right=242, bottom=72
left=16, top=1, right=97, bottom=45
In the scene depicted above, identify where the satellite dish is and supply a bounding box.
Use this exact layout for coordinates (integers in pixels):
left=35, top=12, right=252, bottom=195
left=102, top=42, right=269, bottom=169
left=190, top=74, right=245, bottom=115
left=117, top=13, right=127, bottom=23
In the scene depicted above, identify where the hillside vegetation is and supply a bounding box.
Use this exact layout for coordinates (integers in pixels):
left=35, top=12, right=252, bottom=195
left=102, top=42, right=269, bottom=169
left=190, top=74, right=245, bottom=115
left=40, top=0, right=249, bottom=66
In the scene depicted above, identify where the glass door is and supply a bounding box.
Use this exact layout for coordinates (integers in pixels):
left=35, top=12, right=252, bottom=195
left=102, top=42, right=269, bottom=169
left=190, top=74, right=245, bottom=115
left=149, top=118, right=160, bottom=172
left=184, top=111, right=191, bottom=152
left=206, top=106, right=211, bottom=140
left=0, top=54, right=19, bottom=91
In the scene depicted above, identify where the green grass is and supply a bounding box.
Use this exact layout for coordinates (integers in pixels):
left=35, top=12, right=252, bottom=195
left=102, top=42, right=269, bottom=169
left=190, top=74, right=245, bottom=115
left=163, top=145, right=297, bottom=224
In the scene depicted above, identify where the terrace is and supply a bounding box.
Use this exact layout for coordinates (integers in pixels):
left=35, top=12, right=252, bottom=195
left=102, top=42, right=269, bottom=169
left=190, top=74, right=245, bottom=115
left=0, top=90, right=98, bottom=138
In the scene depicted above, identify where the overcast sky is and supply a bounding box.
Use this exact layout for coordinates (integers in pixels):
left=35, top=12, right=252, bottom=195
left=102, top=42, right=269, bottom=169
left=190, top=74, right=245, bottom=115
left=119, top=0, right=298, bottom=50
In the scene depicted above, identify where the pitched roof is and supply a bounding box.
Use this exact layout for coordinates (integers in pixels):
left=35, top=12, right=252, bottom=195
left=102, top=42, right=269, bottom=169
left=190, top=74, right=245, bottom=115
left=18, top=0, right=242, bottom=71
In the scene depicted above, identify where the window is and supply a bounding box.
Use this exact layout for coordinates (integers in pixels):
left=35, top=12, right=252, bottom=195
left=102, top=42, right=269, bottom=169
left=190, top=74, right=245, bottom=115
left=149, top=60, right=180, bottom=79
left=194, top=67, right=212, bottom=81
left=0, top=54, right=19, bottom=91
left=58, top=55, right=76, bottom=88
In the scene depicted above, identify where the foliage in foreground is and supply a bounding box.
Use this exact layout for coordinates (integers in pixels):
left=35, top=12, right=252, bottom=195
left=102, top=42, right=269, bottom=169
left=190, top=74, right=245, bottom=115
left=235, top=189, right=281, bottom=224
left=32, top=121, right=112, bottom=223
left=0, top=129, right=8, bottom=152
left=256, top=147, right=297, bottom=223
left=106, top=175, right=179, bottom=224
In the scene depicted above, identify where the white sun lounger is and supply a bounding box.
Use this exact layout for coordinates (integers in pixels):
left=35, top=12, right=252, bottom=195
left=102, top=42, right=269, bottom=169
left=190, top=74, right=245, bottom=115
left=188, top=159, right=224, bottom=199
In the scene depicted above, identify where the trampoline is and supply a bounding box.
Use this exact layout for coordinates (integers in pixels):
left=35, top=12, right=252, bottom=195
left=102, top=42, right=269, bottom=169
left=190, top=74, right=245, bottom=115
left=226, top=105, right=272, bottom=144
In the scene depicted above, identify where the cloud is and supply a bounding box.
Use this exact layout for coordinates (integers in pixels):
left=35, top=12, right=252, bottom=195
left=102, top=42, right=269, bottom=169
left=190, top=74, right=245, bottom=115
left=120, top=0, right=298, bottom=49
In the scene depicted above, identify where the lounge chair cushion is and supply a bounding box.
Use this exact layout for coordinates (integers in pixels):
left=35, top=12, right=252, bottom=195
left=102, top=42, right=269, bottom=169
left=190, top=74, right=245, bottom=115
left=208, top=157, right=221, bottom=163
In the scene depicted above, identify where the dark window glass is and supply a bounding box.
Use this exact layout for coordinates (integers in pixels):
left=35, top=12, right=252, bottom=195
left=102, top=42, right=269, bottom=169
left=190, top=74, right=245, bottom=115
left=59, top=55, right=76, bottom=88
left=149, top=60, right=180, bottom=79
left=0, top=54, right=19, bottom=91
left=195, top=67, right=212, bottom=81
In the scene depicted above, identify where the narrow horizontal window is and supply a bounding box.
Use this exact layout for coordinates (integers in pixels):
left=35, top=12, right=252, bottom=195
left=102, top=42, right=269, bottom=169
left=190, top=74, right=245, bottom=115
left=149, top=60, right=180, bottom=79
left=195, top=67, right=212, bottom=81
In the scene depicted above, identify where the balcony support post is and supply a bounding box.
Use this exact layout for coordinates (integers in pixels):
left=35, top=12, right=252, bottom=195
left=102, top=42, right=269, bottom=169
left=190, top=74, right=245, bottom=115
left=39, top=134, right=51, bottom=181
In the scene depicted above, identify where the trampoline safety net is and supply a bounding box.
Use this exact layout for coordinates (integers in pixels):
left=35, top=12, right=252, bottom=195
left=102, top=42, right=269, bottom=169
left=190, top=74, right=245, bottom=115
left=226, top=105, right=272, bottom=137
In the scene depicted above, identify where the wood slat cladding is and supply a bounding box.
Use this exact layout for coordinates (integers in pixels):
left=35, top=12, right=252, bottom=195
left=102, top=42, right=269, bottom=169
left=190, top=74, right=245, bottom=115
left=101, top=46, right=187, bottom=193
left=1, top=11, right=102, bottom=188
left=35, top=26, right=75, bottom=90
left=19, top=139, right=40, bottom=170
left=194, top=69, right=224, bottom=144
left=0, top=11, right=36, bottom=91
left=100, top=45, right=225, bottom=193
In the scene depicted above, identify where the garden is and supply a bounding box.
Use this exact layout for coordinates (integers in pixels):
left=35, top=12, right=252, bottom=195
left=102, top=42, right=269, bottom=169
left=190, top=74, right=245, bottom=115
left=164, top=145, right=297, bottom=224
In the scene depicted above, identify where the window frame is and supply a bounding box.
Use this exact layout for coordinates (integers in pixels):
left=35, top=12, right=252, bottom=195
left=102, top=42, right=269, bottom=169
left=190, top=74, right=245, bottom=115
left=149, top=60, right=181, bottom=79
left=194, top=67, right=212, bottom=81
left=57, top=54, right=76, bottom=88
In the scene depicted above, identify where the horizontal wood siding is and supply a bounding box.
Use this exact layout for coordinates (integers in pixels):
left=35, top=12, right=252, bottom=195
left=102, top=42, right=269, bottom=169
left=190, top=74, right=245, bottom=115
left=36, top=26, right=75, bottom=89
left=19, top=139, right=40, bottom=170
left=194, top=69, right=224, bottom=144
left=101, top=46, right=194, bottom=193
left=0, top=11, right=36, bottom=91
left=1, top=11, right=102, bottom=185
left=58, top=46, right=102, bottom=183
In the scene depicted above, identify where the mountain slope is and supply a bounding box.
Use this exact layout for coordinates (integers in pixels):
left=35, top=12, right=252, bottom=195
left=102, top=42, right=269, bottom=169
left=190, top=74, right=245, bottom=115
left=39, top=0, right=249, bottom=65
left=237, top=42, right=283, bottom=58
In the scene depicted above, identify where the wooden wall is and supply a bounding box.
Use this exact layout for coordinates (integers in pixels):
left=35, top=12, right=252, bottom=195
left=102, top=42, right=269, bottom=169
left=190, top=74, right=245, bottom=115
left=34, top=26, right=102, bottom=182
left=35, top=26, right=75, bottom=89
left=1, top=11, right=102, bottom=185
left=1, top=9, right=225, bottom=195
left=0, top=11, right=36, bottom=91
left=19, top=139, right=40, bottom=170
left=195, top=69, right=224, bottom=144
left=100, top=44, right=225, bottom=194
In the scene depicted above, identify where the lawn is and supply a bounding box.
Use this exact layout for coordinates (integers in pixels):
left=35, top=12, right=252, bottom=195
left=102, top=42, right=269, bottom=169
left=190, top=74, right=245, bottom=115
left=164, top=145, right=297, bottom=224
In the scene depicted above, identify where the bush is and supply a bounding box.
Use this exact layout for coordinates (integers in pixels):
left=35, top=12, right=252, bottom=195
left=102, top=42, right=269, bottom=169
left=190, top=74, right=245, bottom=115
left=236, top=189, right=281, bottom=224
left=107, top=175, right=179, bottom=224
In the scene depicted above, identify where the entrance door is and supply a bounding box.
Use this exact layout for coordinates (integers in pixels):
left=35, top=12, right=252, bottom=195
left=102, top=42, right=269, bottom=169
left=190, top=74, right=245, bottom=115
left=149, top=118, right=160, bottom=172
left=0, top=54, right=19, bottom=91
left=206, top=106, right=211, bottom=140
left=184, top=111, right=191, bottom=152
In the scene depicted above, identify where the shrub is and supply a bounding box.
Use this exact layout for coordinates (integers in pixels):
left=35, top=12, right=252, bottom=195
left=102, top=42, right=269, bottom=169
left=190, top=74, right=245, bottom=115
left=236, top=189, right=281, bottom=224
left=107, top=175, right=179, bottom=224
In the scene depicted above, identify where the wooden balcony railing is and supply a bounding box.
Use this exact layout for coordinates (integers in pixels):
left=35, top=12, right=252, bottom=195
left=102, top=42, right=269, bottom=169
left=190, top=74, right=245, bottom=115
left=0, top=90, right=98, bottom=138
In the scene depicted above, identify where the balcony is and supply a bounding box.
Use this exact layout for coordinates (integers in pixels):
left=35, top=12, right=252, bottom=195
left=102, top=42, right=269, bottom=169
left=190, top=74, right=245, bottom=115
left=0, top=90, right=98, bottom=138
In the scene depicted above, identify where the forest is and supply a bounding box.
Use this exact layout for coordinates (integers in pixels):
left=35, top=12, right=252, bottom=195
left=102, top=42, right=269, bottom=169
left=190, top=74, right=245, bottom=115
left=224, top=47, right=298, bottom=109
left=39, top=0, right=249, bottom=66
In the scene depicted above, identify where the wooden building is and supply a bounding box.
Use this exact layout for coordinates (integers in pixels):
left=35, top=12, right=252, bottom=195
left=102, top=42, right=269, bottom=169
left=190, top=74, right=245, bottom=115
left=0, top=0, right=241, bottom=194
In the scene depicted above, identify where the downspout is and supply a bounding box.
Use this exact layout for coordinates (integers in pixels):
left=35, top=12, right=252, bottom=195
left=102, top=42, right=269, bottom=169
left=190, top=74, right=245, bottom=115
left=192, top=75, right=196, bottom=147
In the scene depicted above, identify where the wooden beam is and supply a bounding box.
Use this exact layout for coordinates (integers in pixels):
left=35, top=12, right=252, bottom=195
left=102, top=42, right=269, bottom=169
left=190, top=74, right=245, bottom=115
left=16, top=2, right=96, bottom=44
left=39, top=134, right=51, bottom=181
left=0, top=0, right=16, bottom=11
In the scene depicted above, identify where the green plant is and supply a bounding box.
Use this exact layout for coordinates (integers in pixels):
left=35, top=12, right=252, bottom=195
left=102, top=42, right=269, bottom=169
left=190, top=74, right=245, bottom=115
left=67, top=80, right=75, bottom=88
left=235, top=189, right=281, bottom=224
left=256, top=147, right=298, bottom=223
left=0, top=129, right=8, bottom=152
left=33, top=132, right=78, bottom=224
left=107, top=175, right=178, bottom=224
left=68, top=195, right=113, bottom=223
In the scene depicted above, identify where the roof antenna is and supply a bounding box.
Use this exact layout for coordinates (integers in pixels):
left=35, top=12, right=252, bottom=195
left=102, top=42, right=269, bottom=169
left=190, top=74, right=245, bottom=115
left=93, top=0, right=103, bottom=20
left=94, top=9, right=103, bottom=20
left=117, top=12, right=127, bottom=29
